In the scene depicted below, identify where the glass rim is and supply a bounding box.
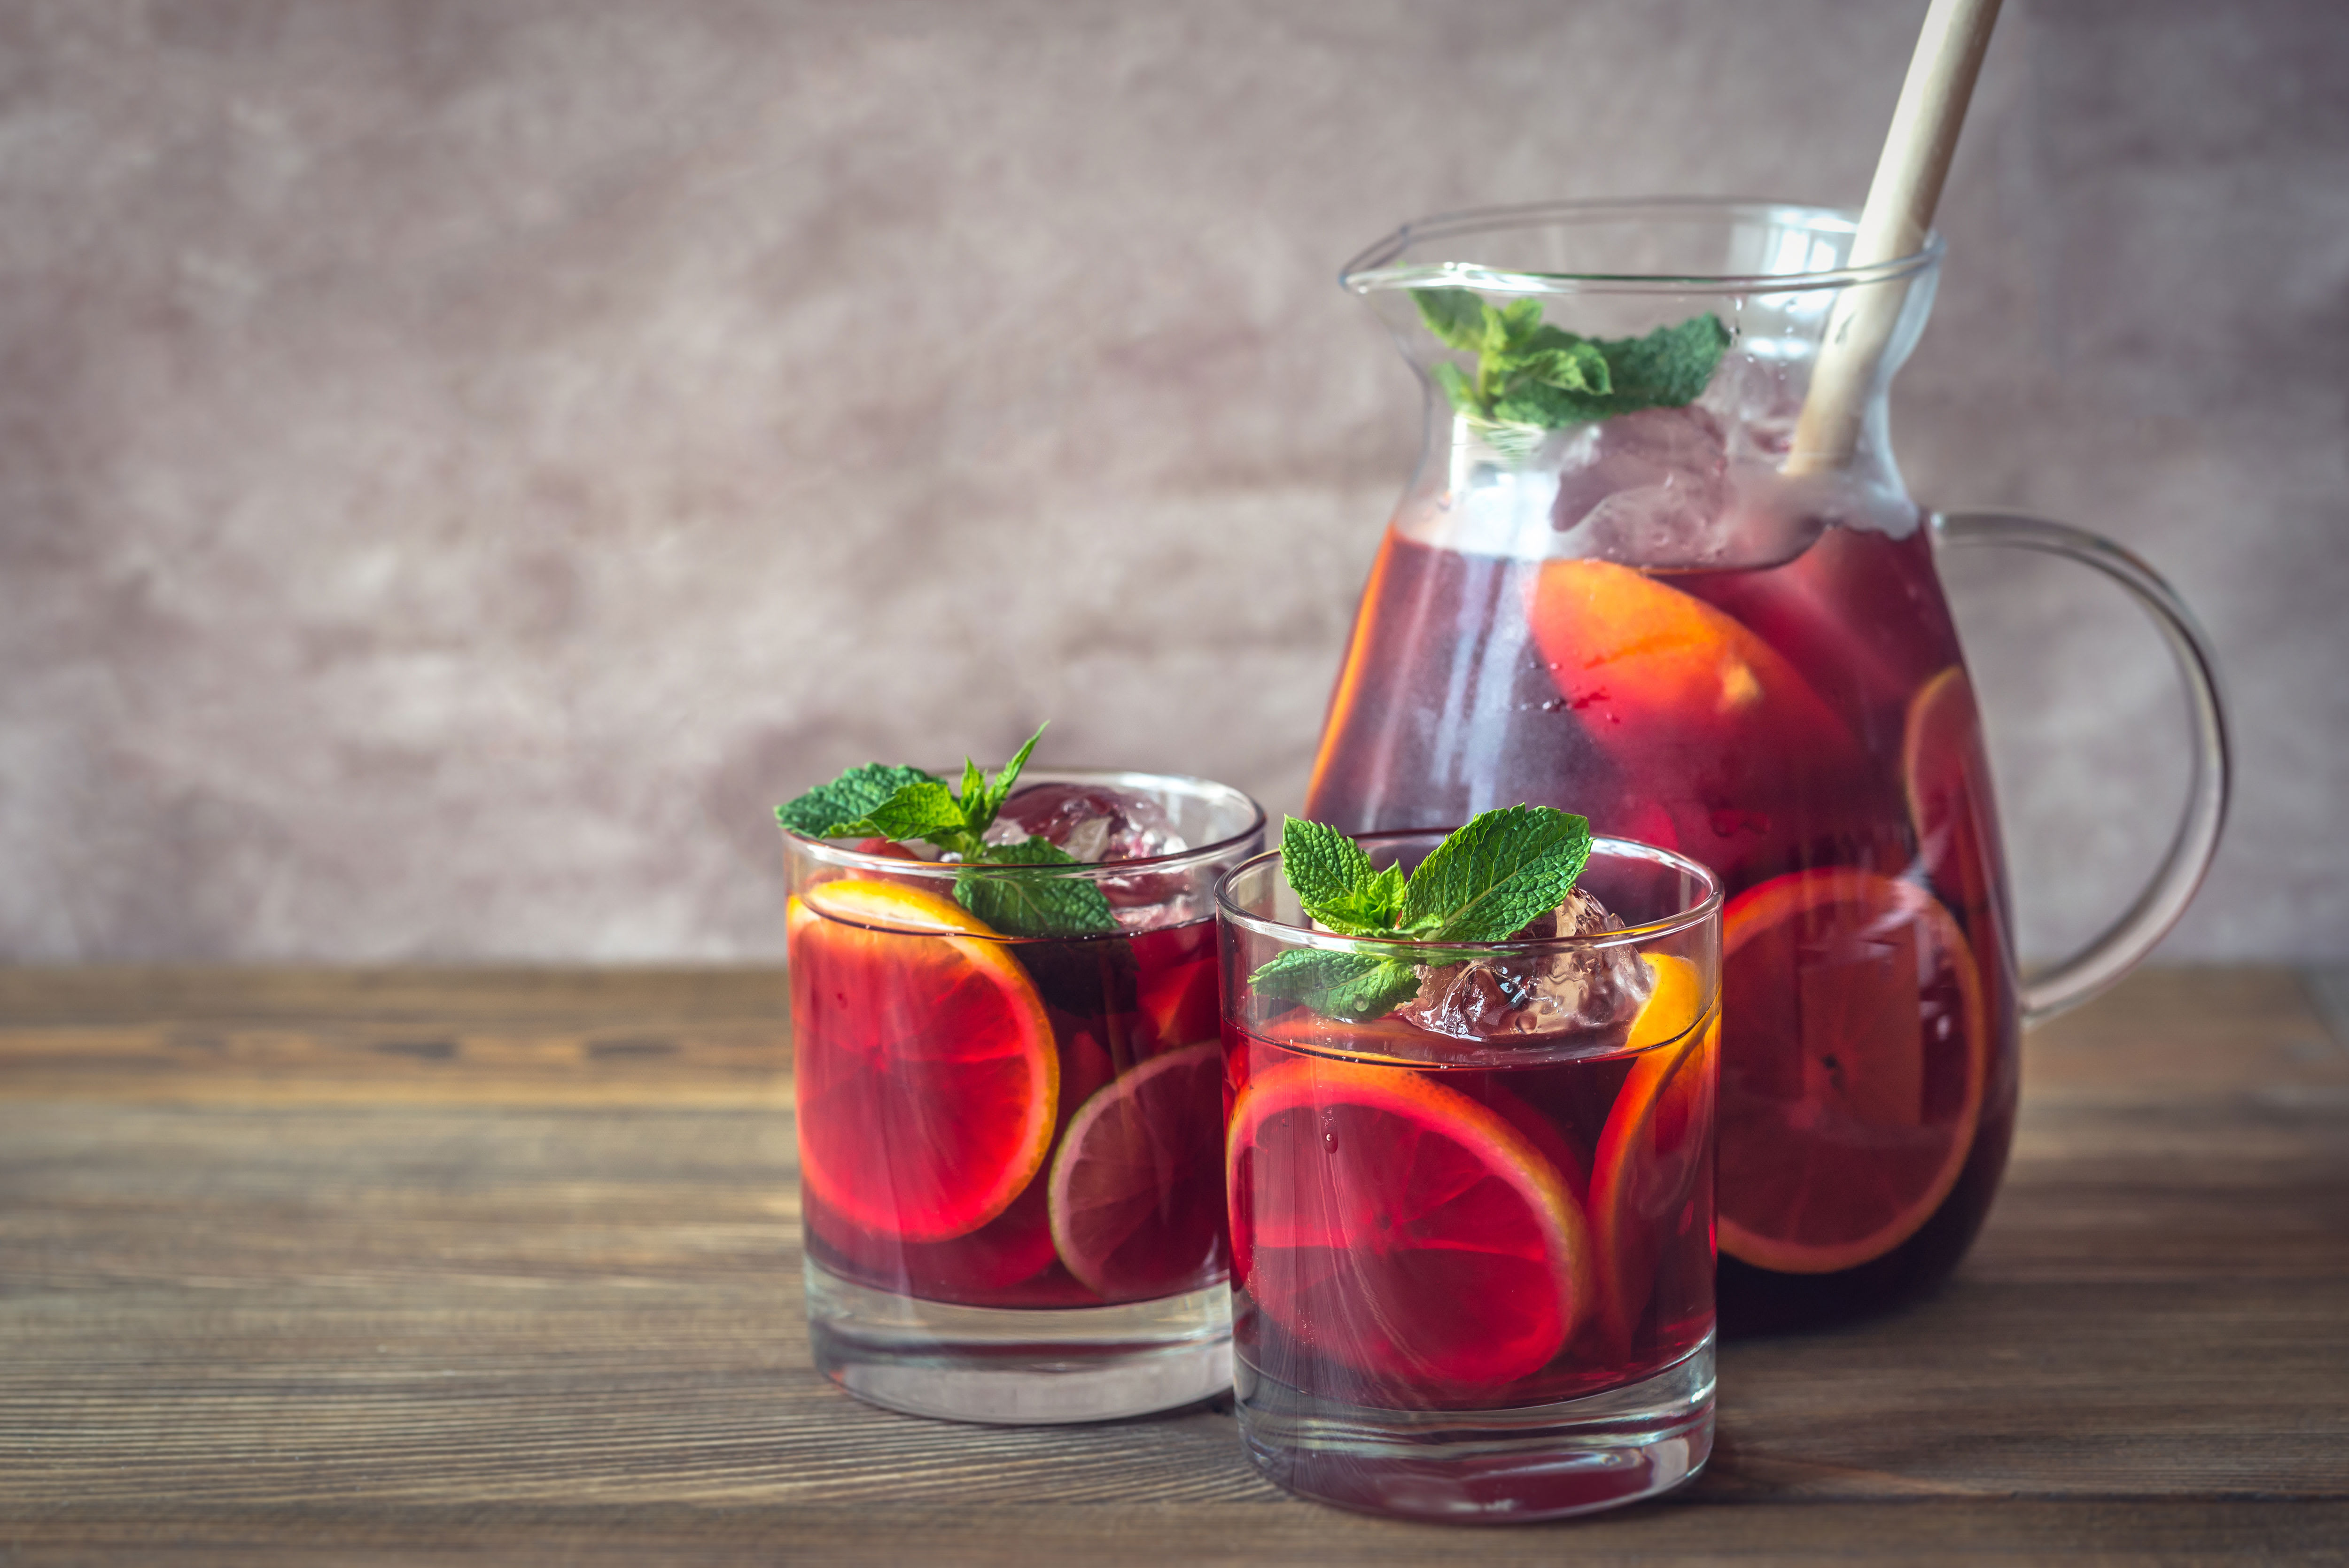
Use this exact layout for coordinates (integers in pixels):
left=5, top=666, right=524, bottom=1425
left=1215, top=831, right=1725, bottom=957
left=778, top=766, right=1268, bottom=882
left=1340, top=196, right=1946, bottom=298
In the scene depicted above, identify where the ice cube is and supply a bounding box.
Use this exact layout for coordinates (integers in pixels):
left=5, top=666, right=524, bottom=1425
left=1549, top=405, right=1731, bottom=565
left=987, top=782, right=1196, bottom=931
left=987, top=782, right=1187, bottom=863
left=1398, top=887, right=1655, bottom=1041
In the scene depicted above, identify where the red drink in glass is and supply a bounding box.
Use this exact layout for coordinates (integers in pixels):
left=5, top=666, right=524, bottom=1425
left=794, top=914, right=1228, bottom=1310
left=785, top=769, right=1263, bottom=1422
left=1219, top=832, right=1721, bottom=1520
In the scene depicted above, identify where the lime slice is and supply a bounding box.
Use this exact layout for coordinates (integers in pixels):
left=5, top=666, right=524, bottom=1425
left=1045, top=1042, right=1225, bottom=1301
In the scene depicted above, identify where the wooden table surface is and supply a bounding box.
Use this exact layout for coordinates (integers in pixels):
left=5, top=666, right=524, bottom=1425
left=2, top=966, right=2344, bottom=1565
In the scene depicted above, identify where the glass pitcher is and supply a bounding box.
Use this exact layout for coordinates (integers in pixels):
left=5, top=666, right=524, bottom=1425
left=1304, top=199, right=2229, bottom=1332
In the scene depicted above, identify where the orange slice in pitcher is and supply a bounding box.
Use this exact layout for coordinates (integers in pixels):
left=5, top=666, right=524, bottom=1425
left=1903, top=665, right=1997, bottom=920
left=1047, top=1041, right=1226, bottom=1301
left=1526, top=559, right=1857, bottom=763
left=1227, top=1057, right=1591, bottom=1388
left=1588, top=955, right=1717, bottom=1351
left=1714, top=869, right=1987, bottom=1274
left=1525, top=560, right=1867, bottom=880
left=787, top=879, right=1057, bottom=1242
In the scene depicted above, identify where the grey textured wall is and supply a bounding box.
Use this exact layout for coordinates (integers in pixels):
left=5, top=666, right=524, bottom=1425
left=1, top=0, right=2343, bottom=964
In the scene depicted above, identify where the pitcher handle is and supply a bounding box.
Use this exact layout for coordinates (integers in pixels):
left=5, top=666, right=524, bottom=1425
left=1933, top=512, right=2231, bottom=1026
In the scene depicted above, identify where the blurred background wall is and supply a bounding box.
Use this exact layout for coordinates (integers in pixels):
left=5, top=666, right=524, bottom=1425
left=0, top=0, right=2342, bottom=964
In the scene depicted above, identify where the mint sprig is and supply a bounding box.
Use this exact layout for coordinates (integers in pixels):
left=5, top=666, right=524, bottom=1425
left=1248, top=947, right=1422, bottom=1024
left=775, top=724, right=1117, bottom=939
left=1412, top=289, right=1730, bottom=447
left=775, top=763, right=936, bottom=841
left=1250, top=806, right=1595, bottom=1022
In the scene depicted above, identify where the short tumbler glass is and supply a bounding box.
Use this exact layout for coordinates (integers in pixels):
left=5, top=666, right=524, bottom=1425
left=1217, top=832, right=1722, bottom=1520
left=785, top=769, right=1264, bottom=1424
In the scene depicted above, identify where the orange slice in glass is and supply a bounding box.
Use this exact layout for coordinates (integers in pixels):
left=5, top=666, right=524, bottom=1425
left=1227, top=1056, right=1592, bottom=1388
left=1715, top=869, right=1987, bottom=1274
left=787, top=879, right=1057, bottom=1243
left=1588, top=955, right=1717, bottom=1352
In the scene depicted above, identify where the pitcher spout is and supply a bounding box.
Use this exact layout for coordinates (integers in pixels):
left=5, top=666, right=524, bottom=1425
left=1343, top=199, right=1943, bottom=571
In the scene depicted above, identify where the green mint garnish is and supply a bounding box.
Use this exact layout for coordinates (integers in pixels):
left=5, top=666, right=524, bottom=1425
left=1248, top=947, right=1423, bottom=1025
left=952, top=836, right=1115, bottom=939
left=775, top=763, right=936, bottom=840
left=1251, top=806, right=1595, bottom=1022
left=775, top=723, right=1117, bottom=939
left=1412, top=289, right=1730, bottom=448
left=1398, top=805, right=1595, bottom=943
left=1276, top=818, right=1408, bottom=936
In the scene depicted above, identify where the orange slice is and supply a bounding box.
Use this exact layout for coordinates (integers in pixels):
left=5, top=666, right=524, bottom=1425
left=1526, top=559, right=1858, bottom=761
left=1903, top=665, right=1999, bottom=923
left=802, top=1023, right=1111, bottom=1304
left=1715, top=869, right=1987, bottom=1274
left=1227, top=1056, right=1592, bottom=1388
left=1525, top=559, right=1867, bottom=879
left=1132, top=937, right=1221, bottom=1057
left=802, top=1180, right=1060, bottom=1299
left=1046, top=1041, right=1226, bottom=1301
left=1587, top=955, right=1717, bottom=1353
left=787, top=879, right=1058, bottom=1242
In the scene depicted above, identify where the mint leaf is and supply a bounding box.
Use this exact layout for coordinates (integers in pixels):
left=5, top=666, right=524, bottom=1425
left=1489, top=296, right=1542, bottom=357
left=825, top=777, right=972, bottom=846
left=1517, top=342, right=1610, bottom=395
left=779, top=726, right=1120, bottom=939
left=1314, top=864, right=1408, bottom=937
left=1430, top=360, right=1482, bottom=419
left=1399, top=805, right=1592, bottom=943
left=778, top=763, right=939, bottom=837
left=968, top=723, right=1046, bottom=833
left=1597, top=313, right=1732, bottom=411
left=1414, top=294, right=1730, bottom=440
left=1323, top=956, right=1427, bottom=1018
left=1413, top=288, right=1489, bottom=353
left=955, top=837, right=1117, bottom=938
left=1262, top=804, right=1596, bottom=1023
left=959, top=757, right=991, bottom=825
left=1494, top=379, right=1610, bottom=428
left=1279, top=817, right=1377, bottom=909
left=1248, top=947, right=1423, bottom=1023
left=1279, top=817, right=1408, bottom=936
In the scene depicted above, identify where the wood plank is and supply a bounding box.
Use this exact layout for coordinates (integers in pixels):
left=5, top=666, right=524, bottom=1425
left=2018, top=965, right=2347, bottom=1096
left=0, top=967, right=790, bottom=1105
left=0, top=966, right=793, bottom=1027
left=1, top=967, right=2343, bottom=1562
left=2, top=1501, right=2345, bottom=1566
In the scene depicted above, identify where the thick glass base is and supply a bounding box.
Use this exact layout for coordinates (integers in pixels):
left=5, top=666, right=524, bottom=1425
left=804, top=1260, right=1232, bottom=1425
left=1235, top=1334, right=1715, bottom=1523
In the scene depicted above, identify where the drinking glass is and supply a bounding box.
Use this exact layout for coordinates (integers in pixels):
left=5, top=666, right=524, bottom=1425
left=1218, top=832, right=1722, bottom=1520
left=785, top=769, right=1264, bottom=1423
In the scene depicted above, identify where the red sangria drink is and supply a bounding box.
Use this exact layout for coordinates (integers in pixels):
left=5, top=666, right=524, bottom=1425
left=1309, top=202, right=2230, bottom=1332
left=780, top=736, right=1263, bottom=1422
left=1218, top=815, right=1722, bottom=1521
left=1311, top=520, right=2018, bottom=1331
left=1303, top=202, right=2047, bottom=1333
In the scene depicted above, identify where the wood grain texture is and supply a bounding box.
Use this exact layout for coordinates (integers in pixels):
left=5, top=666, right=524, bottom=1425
left=2, top=966, right=2344, bottom=1564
